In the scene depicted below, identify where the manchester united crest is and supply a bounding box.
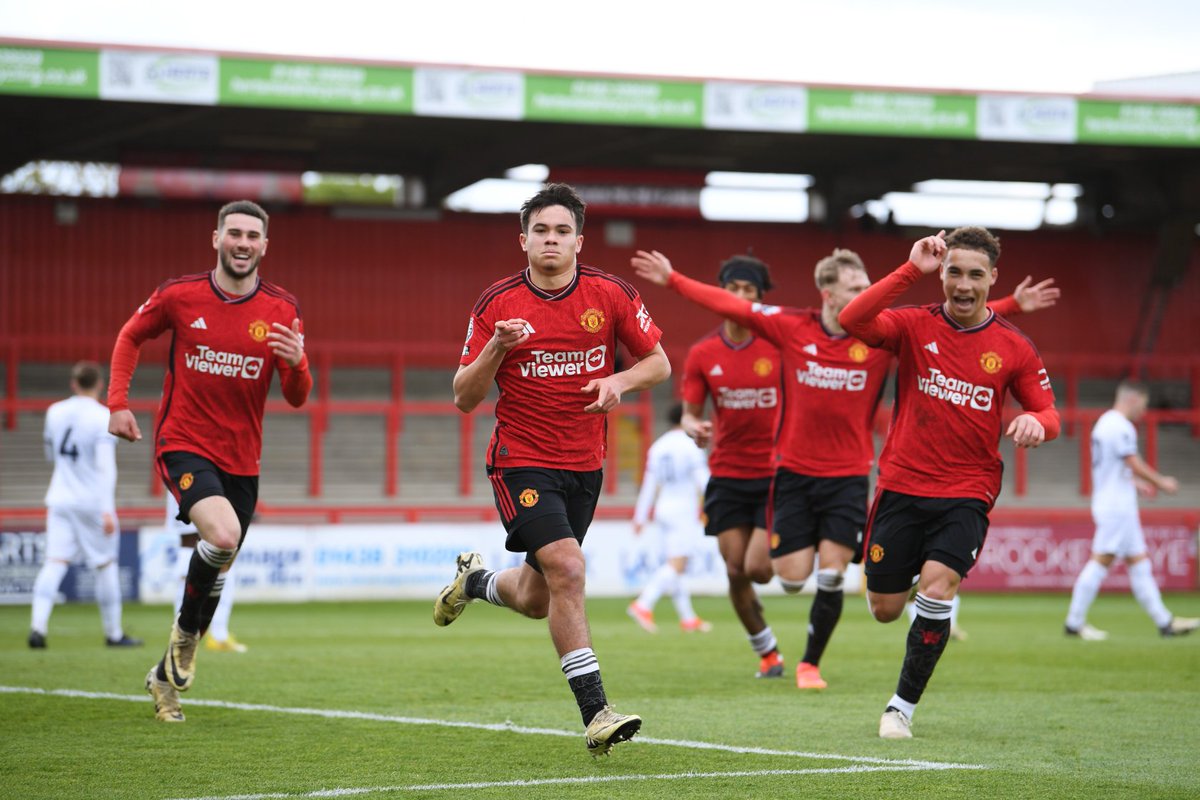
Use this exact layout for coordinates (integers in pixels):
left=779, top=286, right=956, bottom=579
left=179, top=473, right=194, bottom=491
left=248, top=320, right=270, bottom=343
left=579, top=308, right=606, bottom=334
left=770, top=533, right=781, bottom=550
left=980, top=351, right=1003, bottom=374
left=849, top=342, right=870, bottom=363
left=869, top=543, right=885, bottom=563
left=753, top=357, right=774, bottom=377
left=519, top=488, right=539, bottom=508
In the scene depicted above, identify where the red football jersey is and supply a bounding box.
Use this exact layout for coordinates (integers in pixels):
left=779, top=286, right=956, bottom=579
left=461, top=265, right=663, bottom=471
left=842, top=263, right=1058, bottom=505
left=108, top=272, right=310, bottom=476
left=681, top=328, right=779, bottom=480
left=669, top=273, right=892, bottom=477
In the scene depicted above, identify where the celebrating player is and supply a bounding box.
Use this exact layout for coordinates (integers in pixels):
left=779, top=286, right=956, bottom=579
left=675, top=255, right=783, bottom=677
left=632, top=246, right=1054, bottom=691
left=434, top=183, right=670, bottom=756
left=628, top=402, right=713, bottom=634
left=1064, top=379, right=1198, bottom=639
left=30, top=361, right=141, bottom=650
left=839, top=227, right=1060, bottom=739
left=108, top=200, right=311, bottom=722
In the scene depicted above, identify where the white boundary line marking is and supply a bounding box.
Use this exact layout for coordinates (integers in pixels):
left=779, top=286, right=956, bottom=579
left=163, top=766, right=968, bottom=800
left=1, top=685, right=982, bottom=770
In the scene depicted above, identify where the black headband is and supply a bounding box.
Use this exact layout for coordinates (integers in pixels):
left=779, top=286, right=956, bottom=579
left=718, top=262, right=768, bottom=292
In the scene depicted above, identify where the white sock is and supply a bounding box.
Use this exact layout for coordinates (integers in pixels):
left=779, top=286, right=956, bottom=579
left=1066, top=560, right=1108, bottom=630
left=31, top=560, right=69, bottom=635
left=173, top=546, right=193, bottom=616
left=209, top=569, right=236, bottom=641
left=94, top=562, right=124, bottom=640
left=483, top=571, right=505, bottom=607
left=950, top=594, right=961, bottom=627
left=748, top=626, right=778, bottom=656
left=887, top=693, right=917, bottom=720
left=636, top=563, right=677, bottom=610
left=1128, top=559, right=1172, bottom=629
left=669, top=570, right=697, bottom=622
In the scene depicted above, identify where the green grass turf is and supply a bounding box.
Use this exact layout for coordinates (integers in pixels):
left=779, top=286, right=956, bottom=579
left=1, top=592, right=1197, bottom=799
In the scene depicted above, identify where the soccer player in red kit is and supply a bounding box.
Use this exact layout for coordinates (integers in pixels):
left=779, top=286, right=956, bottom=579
left=839, top=227, right=1059, bottom=740
left=632, top=247, right=1051, bottom=692
left=676, top=256, right=783, bottom=678
left=434, top=184, right=670, bottom=756
left=107, top=200, right=311, bottom=722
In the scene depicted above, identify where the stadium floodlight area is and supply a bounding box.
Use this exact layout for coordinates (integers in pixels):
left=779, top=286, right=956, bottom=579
left=854, top=180, right=1082, bottom=231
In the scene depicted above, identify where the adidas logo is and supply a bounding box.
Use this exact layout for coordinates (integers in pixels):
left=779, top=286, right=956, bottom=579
left=803, top=343, right=818, bottom=356
left=923, top=341, right=939, bottom=354
left=190, top=317, right=208, bottom=330
left=709, top=365, right=724, bottom=377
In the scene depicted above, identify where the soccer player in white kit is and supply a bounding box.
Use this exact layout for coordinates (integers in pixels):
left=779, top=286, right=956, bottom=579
left=1065, top=379, right=1198, bottom=639
left=627, top=402, right=713, bottom=633
left=29, top=362, right=141, bottom=649
left=167, top=493, right=248, bottom=653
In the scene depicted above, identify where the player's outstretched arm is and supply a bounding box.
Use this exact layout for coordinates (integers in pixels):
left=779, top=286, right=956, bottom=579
left=581, top=343, right=671, bottom=414
left=990, top=275, right=1062, bottom=317
left=453, top=319, right=530, bottom=413
left=631, top=250, right=762, bottom=330
left=1124, top=454, right=1179, bottom=495
left=839, top=232, right=944, bottom=345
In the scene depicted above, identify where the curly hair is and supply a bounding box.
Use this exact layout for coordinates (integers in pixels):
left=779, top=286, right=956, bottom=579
left=944, top=226, right=1001, bottom=266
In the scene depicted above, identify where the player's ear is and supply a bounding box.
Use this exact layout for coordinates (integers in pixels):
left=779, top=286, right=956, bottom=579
left=260, top=237, right=268, bottom=257
left=212, top=229, right=220, bottom=250
left=575, top=234, right=583, bottom=253
left=519, top=232, right=528, bottom=252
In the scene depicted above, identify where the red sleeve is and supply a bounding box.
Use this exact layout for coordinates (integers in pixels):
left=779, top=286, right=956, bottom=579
left=988, top=295, right=1021, bottom=318
left=614, top=287, right=662, bottom=358
left=681, top=345, right=708, bottom=406
left=667, top=271, right=758, bottom=328
left=1009, top=348, right=1059, bottom=443
left=106, top=291, right=170, bottom=411
left=838, top=261, right=923, bottom=347
left=280, top=354, right=312, bottom=408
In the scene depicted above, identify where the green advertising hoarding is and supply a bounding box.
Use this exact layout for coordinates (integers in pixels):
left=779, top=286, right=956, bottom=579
left=525, top=75, right=703, bottom=127
left=219, top=58, right=413, bottom=113
left=808, top=89, right=976, bottom=138
left=0, top=46, right=98, bottom=98
left=1077, top=100, right=1200, bottom=147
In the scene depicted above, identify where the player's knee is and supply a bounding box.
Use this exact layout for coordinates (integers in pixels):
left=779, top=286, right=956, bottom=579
left=541, top=552, right=586, bottom=593
left=867, top=594, right=905, bottom=623
left=747, top=564, right=773, bottom=584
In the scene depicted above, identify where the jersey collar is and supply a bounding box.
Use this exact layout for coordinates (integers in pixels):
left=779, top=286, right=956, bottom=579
left=523, top=266, right=579, bottom=301
left=209, top=270, right=261, bottom=304
left=938, top=304, right=995, bottom=333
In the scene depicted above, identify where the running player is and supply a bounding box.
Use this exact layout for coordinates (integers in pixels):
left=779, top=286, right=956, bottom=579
left=677, top=256, right=782, bottom=677
left=839, top=227, right=1060, bottom=739
left=434, top=183, right=670, bottom=756
left=108, top=200, right=311, bottom=722
left=1064, top=379, right=1198, bottom=639
left=29, top=361, right=141, bottom=649
left=628, top=402, right=712, bottom=634
left=631, top=247, right=1053, bottom=691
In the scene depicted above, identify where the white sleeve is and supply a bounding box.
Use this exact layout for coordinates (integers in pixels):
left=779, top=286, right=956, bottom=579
left=633, top=453, right=660, bottom=525
left=692, top=449, right=711, bottom=494
left=43, top=413, right=54, bottom=463
left=93, top=435, right=118, bottom=514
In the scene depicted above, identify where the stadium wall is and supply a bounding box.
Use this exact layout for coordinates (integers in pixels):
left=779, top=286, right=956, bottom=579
left=2, top=196, right=1199, bottom=362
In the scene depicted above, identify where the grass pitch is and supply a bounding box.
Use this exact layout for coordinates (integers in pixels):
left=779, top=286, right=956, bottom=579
left=2, top=591, right=1197, bottom=799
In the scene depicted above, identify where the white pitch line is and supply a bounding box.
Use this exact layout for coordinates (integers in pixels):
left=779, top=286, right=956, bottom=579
left=163, top=766, right=962, bottom=800
left=1, top=685, right=987, bottom=774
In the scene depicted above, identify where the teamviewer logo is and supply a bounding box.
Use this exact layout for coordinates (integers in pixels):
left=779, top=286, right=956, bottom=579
left=241, top=357, right=264, bottom=380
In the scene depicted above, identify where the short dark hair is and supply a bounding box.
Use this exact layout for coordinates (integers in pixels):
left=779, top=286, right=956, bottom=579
left=218, top=200, right=269, bottom=236
left=944, top=226, right=1001, bottom=266
left=1117, top=378, right=1149, bottom=398
left=71, top=361, right=103, bottom=391
left=520, top=183, right=585, bottom=234
left=716, top=254, right=774, bottom=295
left=666, top=401, right=684, bottom=426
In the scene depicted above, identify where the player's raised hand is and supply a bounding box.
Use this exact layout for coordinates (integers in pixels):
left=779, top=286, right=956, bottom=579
left=581, top=375, right=623, bottom=413
left=630, top=250, right=674, bottom=286
left=268, top=318, right=306, bottom=367
left=1013, top=276, right=1061, bottom=313
left=108, top=409, right=142, bottom=442
left=1006, top=413, right=1046, bottom=448
left=492, top=319, right=531, bottom=352
left=909, top=231, right=947, bottom=274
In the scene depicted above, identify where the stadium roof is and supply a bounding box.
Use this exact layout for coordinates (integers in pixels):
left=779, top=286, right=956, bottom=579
left=3, top=39, right=1200, bottom=228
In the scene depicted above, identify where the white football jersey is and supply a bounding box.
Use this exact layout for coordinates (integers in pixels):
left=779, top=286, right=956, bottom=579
left=1090, top=409, right=1138, bottom=514
left=43, top=395, right=117, bottom=512
left=634, top=428, right=710, bottom=525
